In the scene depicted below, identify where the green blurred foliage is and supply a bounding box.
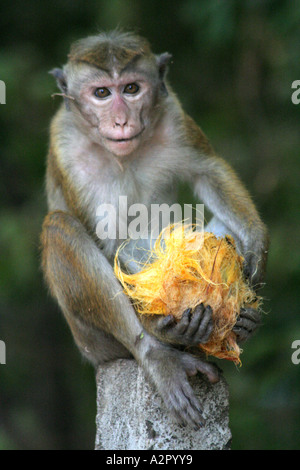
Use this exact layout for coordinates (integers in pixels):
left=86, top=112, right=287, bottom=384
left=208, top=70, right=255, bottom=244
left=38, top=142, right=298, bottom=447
left=0, top=0, right=299, bottom=449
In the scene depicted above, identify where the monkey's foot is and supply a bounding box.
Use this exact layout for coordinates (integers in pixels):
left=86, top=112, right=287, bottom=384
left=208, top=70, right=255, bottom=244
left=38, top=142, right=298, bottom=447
left=145, top=347, right=220, bottom=428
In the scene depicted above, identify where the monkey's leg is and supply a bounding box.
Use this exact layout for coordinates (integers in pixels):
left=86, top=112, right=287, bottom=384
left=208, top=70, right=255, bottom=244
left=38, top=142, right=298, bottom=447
left=41, top=210, right=145, bottom=364
left=41, top=211, right=220, bottom=427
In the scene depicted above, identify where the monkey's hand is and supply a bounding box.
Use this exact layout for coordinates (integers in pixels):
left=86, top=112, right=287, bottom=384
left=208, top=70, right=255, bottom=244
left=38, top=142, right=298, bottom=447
left=144, top=345, right=220, bottom=428
left=153, top=304, right=213, bottom=347
left=233, top=307, right=262, bottom=344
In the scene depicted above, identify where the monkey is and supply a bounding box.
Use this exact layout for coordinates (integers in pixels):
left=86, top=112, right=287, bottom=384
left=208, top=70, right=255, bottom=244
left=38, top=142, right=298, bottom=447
left=41, top=31, right=269, bottom=428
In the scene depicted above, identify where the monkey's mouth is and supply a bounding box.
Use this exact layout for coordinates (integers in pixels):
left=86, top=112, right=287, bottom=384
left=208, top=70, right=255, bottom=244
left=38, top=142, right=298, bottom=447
left=105, top=128, right=145, bottom=143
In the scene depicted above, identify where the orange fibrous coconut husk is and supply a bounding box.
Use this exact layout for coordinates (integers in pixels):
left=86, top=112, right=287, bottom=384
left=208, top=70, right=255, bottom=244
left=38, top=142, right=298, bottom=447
left=114, top=225, right=261, bottom=364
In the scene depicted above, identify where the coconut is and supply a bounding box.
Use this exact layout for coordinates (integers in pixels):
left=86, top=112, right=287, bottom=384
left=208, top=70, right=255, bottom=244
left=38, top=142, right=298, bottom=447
left=114, top=224, right=261, bottom=364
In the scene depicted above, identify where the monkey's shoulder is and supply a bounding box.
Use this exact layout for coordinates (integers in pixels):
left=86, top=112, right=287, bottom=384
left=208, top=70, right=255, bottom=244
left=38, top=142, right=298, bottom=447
left=181, top=113, right=215, bottom=156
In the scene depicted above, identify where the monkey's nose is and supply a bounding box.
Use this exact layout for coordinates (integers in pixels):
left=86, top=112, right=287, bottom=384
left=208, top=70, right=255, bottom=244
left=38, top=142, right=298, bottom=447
left=114, top=119, right=128, bottom=128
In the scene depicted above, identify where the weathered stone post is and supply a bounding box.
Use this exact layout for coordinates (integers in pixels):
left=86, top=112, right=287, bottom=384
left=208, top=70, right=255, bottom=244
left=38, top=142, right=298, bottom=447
left=95, top=358, right=231, bottom=450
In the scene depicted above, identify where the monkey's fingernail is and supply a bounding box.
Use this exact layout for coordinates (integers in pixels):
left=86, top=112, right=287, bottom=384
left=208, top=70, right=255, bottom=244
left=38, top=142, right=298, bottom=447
left=183, top=308, right=191, bottom=314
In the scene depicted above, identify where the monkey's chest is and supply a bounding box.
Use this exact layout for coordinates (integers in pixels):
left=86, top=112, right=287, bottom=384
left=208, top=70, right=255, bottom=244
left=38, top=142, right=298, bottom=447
left=89, top=170, right=177, bottom=260
left=86, top=167, right=176, bottom=213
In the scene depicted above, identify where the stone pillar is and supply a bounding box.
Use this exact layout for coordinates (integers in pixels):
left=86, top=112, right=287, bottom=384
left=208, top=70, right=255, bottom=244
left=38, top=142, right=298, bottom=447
left=95, top=358, right=231, bottom=450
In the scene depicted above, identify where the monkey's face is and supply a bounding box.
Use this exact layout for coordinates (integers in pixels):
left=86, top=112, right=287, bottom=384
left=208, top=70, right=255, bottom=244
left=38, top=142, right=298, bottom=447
left=52, top=34, right=171, bottom=159
left=69, top=66, right=159, bottom=158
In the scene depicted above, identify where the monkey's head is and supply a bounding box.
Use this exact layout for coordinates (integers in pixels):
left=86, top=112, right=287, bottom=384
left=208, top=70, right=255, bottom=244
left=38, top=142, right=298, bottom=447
left=50, top=31, right=172, bottom=157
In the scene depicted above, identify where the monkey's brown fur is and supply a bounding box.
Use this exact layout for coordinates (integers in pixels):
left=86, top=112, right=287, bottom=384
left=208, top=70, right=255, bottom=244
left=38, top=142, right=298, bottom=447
left=41, top=31, right=268, bottom=428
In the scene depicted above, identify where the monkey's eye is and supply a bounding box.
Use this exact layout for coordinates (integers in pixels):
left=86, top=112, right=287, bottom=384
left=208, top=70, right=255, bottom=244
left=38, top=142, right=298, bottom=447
left=123, top=83, right=139, bottom=95
left=94, top=87, right=111, bottom=99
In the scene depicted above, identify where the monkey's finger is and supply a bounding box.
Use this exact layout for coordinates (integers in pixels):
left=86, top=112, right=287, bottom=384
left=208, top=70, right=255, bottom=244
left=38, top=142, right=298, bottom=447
left=183, top=304, right=204, bottom=338
left=161, top=369, right=204, bottom=428
left=174, top=308, right=192, bottom=335
left=181, top=387, right=205, bottom=429
left=234, top=317, right=257, bottom=332
left=171, top=381, right=206, bottom=429
left=196, top=359, right=219, bottom=384
left=156, top=314, right=176, bottom=331
left=172, top=401, right=205, bottom=429
left=239, top=307, right=261, bottom=323
left=233, top=307, right=261, bottom=344
left=194, top=320, right=213, bottom=345
left=184, top=304, right=213, bottom=344
left=232, top=326, right=250, bottom=343
left=233, top=320, right=259, bottom=344
left=193, top=305, right=213, bottom=344
left=235, top=308, right=261, bottom=331
left=185, top=356, right=220, bottom=384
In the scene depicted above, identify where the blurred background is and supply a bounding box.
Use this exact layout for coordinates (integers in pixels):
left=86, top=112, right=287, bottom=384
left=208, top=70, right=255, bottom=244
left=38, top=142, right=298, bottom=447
left=0, top=0, right=299, bottom=450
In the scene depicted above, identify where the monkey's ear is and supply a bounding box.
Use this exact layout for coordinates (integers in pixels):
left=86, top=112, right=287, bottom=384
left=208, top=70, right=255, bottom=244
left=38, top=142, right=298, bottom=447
left=49, top=68, right=68, bottom=93
left=156, top=52, right=172, bottom=80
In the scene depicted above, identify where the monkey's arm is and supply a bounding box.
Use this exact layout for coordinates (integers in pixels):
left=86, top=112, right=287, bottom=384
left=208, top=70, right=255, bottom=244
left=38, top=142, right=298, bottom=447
left=194, top=156, right=268, bottom=286
left=41, top=211, right=144, bottom=358
left=178, top=115, right=268, bottom=344
left=184, top=115, right=269, bottom=288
